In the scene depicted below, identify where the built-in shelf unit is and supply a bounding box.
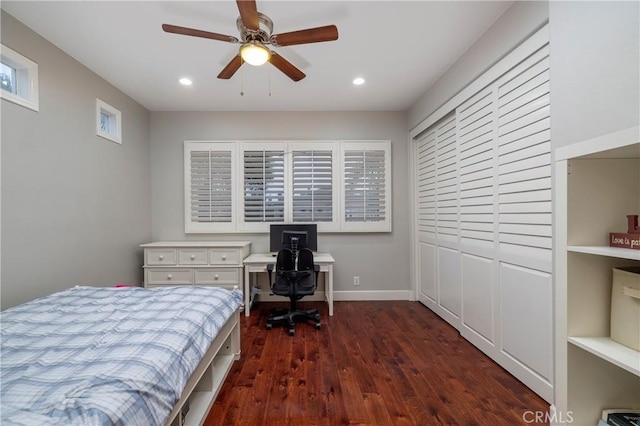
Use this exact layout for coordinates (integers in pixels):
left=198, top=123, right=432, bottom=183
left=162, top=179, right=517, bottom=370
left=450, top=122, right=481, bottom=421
left=554, top=126, right=640, bottom=425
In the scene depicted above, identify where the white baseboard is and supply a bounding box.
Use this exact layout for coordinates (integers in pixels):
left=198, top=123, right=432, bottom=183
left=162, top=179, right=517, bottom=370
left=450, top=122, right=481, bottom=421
left=334, top=290, right=413, bottom=301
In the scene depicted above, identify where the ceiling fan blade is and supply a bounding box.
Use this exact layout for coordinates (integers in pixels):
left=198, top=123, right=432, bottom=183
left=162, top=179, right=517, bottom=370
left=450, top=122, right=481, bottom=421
left=236, top=0, right=259, bottom=31
left=162, top=24, right=239, bottom=43
left=270, top=52, right=306, bottom=82
left=271, top=25, right=338, bottom=47
left=217, top=55, right=243, bottom=79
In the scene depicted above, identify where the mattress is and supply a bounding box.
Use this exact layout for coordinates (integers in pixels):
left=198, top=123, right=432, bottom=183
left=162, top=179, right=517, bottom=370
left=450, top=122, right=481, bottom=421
left=0, top=285, right=243, bottom=425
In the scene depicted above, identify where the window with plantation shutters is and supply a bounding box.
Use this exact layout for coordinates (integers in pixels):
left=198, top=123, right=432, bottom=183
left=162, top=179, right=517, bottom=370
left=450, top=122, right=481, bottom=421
left=185, top=140, right=391, bottom=233
left=242, top=146, right=285, bottom=225
left=341, top=142, right=392, bottom=232
left=184, top=142, right=236, bottom=233
left=291, top=149, right=334, bottom=223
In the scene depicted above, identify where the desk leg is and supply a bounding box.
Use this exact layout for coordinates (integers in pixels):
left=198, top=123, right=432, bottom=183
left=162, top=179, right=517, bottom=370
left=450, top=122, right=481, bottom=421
left=244, top=267, right=251, bottom=317
left=327, top=265, right=334, bottom=316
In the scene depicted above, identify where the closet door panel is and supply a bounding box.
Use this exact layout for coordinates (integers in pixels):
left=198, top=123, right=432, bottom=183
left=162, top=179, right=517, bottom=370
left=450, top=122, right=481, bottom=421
left=461, top=253, right=494, bottom=344
left=500, top=263, right=553, bottom=384
left=418, top=242, right=437, bottom=304
left=437, top=246, right=461, bottom=322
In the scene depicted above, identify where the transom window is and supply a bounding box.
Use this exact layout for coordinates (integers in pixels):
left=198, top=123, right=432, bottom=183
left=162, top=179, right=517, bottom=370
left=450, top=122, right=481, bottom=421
left=0, top=44, right=39, bottom=111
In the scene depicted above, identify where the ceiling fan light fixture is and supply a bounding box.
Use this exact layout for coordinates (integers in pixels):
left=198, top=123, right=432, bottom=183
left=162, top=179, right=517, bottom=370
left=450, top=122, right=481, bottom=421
left=240, top=42, right=270, bottom=66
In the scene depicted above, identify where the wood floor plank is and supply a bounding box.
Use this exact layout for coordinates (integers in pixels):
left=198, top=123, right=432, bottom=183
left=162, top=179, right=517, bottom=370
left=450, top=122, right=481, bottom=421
left=206, top=301, right=549, bottom=425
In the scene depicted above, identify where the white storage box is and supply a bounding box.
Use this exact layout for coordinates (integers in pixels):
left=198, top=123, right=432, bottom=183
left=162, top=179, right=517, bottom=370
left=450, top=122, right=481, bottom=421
left=611, top=267, right=640, bottom=351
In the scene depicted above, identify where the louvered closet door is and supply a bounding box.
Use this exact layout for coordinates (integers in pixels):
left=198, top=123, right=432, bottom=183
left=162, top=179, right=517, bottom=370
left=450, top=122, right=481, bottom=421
left=457, top=85, right=498, bottom=351
left=416, top=129, right=437, bottom=306
left=415, top=114, right=460, bottom=325
left=413, top=42, right=552, bottom=402
left=495, top=44, right=552, bottom=397
left=184, top=142, right=236, bottom=233
left=434, top=114, right=460, bottom=324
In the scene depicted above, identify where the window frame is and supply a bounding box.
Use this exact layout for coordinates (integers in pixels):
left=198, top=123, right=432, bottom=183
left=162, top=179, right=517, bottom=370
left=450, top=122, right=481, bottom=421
left=340, top=141, right=393, bottom=232
left=238, top=141, right=288, bottom=232
left=184, top=141, right=237, bottom=233
left=287, top=141, right=341, bottom=232
left=96, top=98, right=122, bottom=144
left=0, top=44, right=39, bottom=112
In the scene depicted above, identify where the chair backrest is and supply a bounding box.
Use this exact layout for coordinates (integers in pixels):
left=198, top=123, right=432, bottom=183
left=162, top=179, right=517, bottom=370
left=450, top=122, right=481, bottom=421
left=271, top=248, right=316, bottom=297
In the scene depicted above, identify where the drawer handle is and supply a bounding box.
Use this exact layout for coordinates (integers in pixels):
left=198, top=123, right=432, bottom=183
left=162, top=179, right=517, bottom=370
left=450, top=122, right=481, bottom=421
left=159, top=255, right=164, bottom=261
left=190, top=255, right=196, bottom=260
left=214, top=274, right=219, bottom=280
left=167, top=274, right=173, bottom=280
left=222, top=255, right=227, bottom=260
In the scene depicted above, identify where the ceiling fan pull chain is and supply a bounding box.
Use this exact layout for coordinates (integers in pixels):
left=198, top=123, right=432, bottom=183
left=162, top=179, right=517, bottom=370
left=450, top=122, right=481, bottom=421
left=268, top=65, right=272, bottom=97
left=240, top=62, right=244, bottom=96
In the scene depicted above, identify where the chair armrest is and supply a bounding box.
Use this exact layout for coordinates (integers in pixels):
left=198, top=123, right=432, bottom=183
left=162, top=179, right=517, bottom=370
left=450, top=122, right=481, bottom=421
left=313, top=264, right=320, bottom=287
left=267, top=263, right=275, bottom=287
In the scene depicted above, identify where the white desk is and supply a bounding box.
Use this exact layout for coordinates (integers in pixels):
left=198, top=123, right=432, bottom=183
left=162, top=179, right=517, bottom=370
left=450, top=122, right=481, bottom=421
left=243, top=253, right=335, bottom=317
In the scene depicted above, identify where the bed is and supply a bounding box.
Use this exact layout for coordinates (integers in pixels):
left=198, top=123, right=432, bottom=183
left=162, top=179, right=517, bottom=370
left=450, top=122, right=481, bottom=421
left=0, top=285, right=242, bottom=426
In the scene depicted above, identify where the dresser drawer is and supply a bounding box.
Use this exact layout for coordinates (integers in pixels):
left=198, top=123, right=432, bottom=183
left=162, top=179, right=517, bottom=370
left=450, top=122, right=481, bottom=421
left=178, top=248, right=208, bottom=265
left=208, top=248, right=242, bottom=265
left=146, top=269, right=192, bottom=285
left=193, top=268, right=241, bottom=285
left=145, top=249, right=177, bottom=266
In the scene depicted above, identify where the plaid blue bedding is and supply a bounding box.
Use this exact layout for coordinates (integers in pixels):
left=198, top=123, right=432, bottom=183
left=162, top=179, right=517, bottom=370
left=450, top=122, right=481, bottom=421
left=0, top=286, right=242, bottom=425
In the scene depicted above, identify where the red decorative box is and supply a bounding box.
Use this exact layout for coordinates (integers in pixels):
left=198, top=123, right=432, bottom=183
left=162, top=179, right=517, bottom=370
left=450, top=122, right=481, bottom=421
left=609, top=215, right=640, bottom=250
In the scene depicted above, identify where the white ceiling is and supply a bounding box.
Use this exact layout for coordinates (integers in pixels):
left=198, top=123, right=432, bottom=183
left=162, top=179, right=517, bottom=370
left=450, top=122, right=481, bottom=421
left=2, top=1, right=512, bottom=112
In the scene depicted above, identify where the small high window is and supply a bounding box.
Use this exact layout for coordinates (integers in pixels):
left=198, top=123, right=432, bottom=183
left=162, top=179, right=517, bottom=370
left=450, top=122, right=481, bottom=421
left=96, top=98, right=122, bottom=144
left=0, top=44, right=39, bottom=111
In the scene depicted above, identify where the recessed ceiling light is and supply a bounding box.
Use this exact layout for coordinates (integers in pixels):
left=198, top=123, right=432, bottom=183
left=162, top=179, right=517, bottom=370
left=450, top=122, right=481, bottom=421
left=179, top=77, right=193, bottom=86
left=353, top=77, right=365, bottom=86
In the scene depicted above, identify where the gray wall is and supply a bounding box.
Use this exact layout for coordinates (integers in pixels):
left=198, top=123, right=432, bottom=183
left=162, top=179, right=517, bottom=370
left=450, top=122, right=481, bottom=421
left=408, top=1, right=549, bottom=129
left=1, top=11, right=152, bottom=309
left=149, top=111, right=410, bottom=294
left=549, top=1, right=639, bottom=148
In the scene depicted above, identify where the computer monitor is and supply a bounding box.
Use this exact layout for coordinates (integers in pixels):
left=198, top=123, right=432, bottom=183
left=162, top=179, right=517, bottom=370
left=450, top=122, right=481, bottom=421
left=270, top=224, right=318, bottom=253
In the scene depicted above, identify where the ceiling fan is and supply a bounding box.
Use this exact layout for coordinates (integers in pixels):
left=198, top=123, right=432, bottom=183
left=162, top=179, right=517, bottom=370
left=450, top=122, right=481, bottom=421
left=162, top=0, right=339, bottom=82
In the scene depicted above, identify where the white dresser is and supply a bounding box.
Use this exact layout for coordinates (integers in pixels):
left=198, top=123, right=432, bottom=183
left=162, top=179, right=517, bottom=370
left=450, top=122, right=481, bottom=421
left=140, top=242, right=251, bottom=293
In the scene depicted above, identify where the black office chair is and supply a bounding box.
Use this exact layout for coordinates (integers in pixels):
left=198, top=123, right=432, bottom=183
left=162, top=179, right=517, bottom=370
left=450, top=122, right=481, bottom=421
left=266, top=248, right=321, bottom=336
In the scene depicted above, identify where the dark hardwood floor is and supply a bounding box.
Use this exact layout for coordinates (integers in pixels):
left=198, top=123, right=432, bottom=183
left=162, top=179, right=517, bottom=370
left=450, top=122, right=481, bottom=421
left=206, top=301, right=549, bottom=425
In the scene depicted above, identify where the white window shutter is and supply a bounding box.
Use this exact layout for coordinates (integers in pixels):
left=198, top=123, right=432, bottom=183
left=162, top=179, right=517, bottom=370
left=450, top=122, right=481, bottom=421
left=240, top=142, right=287, bottom=231
left=184, top=142, right=236, bottom=233
left=341, top=141, right=392, bottom=232
left=291, top=146, right=337, bottom=224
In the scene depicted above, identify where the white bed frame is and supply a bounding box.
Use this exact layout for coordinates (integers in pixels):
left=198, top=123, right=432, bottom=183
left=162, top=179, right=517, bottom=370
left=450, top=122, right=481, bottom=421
left=165, top=308, right=241, bottom=426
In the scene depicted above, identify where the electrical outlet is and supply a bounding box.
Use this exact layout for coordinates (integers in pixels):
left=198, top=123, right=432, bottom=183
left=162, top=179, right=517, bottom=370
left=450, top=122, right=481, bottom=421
left=353, top=276, right=360, bottom=286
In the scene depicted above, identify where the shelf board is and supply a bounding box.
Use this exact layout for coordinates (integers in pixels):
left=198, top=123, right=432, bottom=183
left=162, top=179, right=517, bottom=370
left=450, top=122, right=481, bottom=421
left=568, top=336, right=640, bottom=377
left=568, top=245, right=640, bottom=260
